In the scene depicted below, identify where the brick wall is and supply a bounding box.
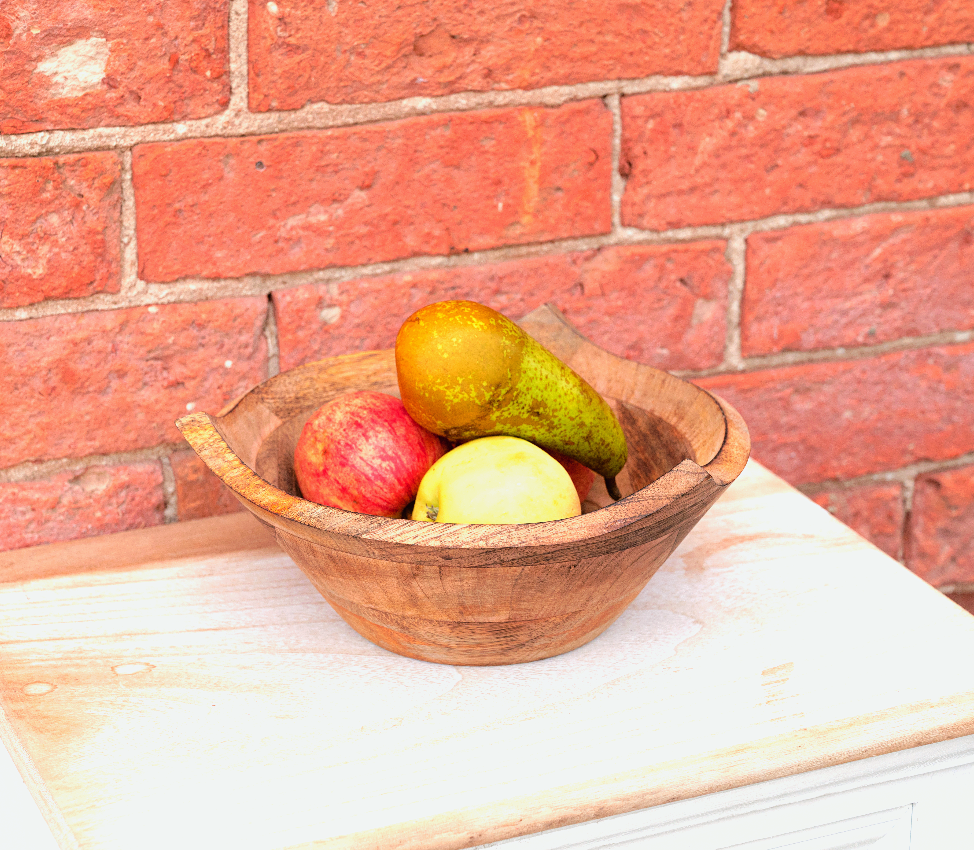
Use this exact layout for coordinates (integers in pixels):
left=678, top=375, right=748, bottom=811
left=2, top=2, right=972, bottom=606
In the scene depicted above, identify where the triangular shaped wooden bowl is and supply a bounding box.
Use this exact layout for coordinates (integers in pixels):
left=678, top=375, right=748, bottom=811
left=176, top=304, right=749, bottom=665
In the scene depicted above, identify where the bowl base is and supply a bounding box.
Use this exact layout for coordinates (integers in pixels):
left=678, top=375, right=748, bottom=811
left=325, top=592, right=640, bottom=666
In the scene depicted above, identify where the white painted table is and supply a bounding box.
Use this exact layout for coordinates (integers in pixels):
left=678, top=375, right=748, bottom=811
left=2, top=460, right=973, bottom=849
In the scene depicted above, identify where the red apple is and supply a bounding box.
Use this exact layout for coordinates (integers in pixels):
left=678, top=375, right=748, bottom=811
left=546, top=448, right=597, bottom=504
left=294, top=391, right=449, bottom=517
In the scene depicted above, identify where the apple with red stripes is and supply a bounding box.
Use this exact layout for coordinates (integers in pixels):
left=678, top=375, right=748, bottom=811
left=294, top=390, right=449, bottom=518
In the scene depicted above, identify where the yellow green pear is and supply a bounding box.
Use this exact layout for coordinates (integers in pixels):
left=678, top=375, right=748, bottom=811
left=395, top=301, right=627, bottom=491
left=412, top=436, right=581, bottom=524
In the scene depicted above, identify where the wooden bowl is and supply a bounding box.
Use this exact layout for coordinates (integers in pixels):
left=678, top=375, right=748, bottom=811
left=176, top=305, right=749, bottom=666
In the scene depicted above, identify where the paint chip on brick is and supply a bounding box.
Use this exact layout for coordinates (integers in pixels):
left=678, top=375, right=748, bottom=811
left=1, top=0, right=230, bottom=134
left=35, top=38, right=109, bottom=98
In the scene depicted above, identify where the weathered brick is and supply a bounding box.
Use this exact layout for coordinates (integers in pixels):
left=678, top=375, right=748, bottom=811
left=731, top=0, right=974, bottom=59
left=171, top=449, right=243, bottom=521
left=0, top=0, right=229, bottom=134
left=743, top=207, right=974, bottom=356
left=273, top=242, right=730, bottom=373
left=0, top=298, right=267, bottom=469
left=0, top=462, right=164, bottom=552
left=811, top=482, right=904, bottom=560
left=907, top=464, right=974, bottom=586
left=133, top=102, right=612, bottom=282
left=248, top=0, right=724, bottom=111
left=620, top=58, right=974, bottom=230
left=0, top=152, right=122, bottom=309
left=698, top=343, right=974, bottom=484
left=948, top=592, right=974, bottom=616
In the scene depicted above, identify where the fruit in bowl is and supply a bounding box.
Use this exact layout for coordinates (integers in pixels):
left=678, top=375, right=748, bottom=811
left=548, top=450, right=597, bottom=504
left=396, top=300, right=628, bottom=500
left=293, top=390, right=448, bottom=518
left=412, top=436, right=581, bottom=525
left=295, top=301, right=619, bottom=526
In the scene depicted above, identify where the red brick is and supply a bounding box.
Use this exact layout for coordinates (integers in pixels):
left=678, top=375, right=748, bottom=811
left=0, top=0, right=229, bottom=135
left=907, top=464, right=974, bottom=586
left=697, top=343, right=974, bottom=484
left=947, top=592, right=974, bottom=616
left=0, top=462, right=164, bottom=552
left=133, top=102, right=612, bottom=282
left=620, top=58, right=974, bottom=230
left=273, top=242, right=730, bottom=373
left=171, top=449, right=243, bottom=521
left=248, top=0, right=724, bottom=111
left=811, top=482, right=904, bottom=560
left=743, top=207, right=974, bottom=356
left=0, top=152, right=122, bottom=309
left=731, top=0, right=974, bottom=59
left=0, top=298, right=267, bottom=469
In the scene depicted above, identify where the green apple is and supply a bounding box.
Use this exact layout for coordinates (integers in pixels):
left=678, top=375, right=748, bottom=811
left=411, top=436, right=582, bottom=525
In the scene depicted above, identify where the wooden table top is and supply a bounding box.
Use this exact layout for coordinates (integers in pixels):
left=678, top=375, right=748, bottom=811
left=2, top=460, right=974, bottom=850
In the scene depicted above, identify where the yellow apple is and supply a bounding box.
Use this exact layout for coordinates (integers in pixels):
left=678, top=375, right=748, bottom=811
left=411, top=436, right=581, bottom=525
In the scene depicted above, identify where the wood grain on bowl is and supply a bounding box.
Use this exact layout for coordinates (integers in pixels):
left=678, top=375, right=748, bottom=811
left=176, top=304, right=750, bottom=665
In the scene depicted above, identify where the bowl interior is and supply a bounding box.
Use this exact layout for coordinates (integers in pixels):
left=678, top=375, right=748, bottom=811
left=180, top=305, right=745, bottom=552
left=253, top=392, right=699, bottom=513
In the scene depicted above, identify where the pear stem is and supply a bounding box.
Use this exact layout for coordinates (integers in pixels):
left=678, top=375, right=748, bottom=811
left=605, top=476, right=622, bottom=502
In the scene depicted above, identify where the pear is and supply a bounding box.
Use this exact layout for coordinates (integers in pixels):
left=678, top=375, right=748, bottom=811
left=395, top=301, right=627, bottom=498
